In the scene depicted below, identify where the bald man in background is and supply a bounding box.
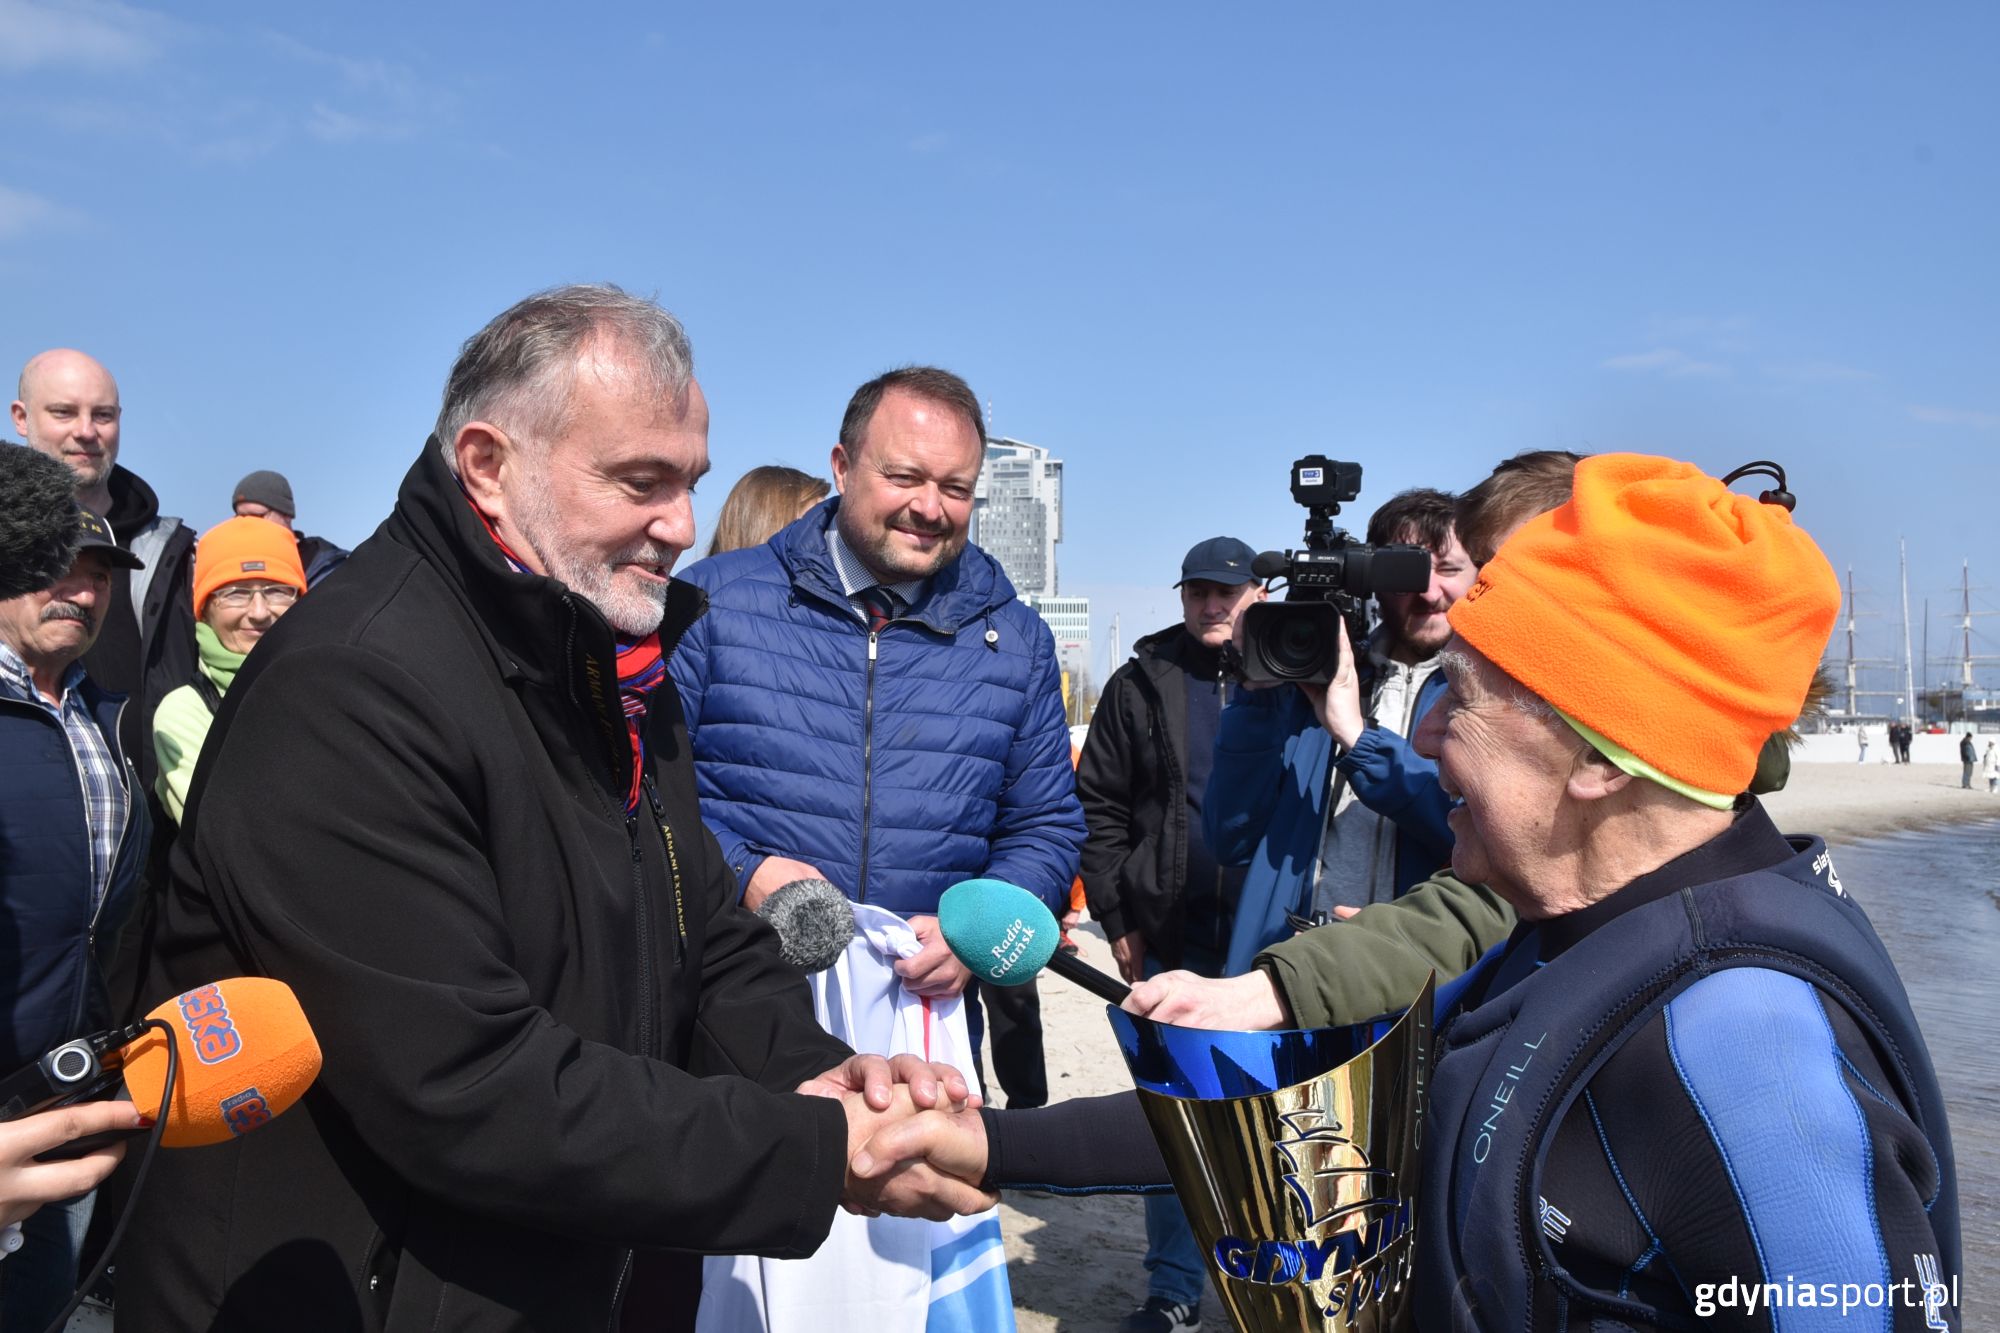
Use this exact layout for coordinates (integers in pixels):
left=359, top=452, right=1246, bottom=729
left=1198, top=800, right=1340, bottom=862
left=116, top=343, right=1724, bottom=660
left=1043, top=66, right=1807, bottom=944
left=12, top=350, right=196, bottom=790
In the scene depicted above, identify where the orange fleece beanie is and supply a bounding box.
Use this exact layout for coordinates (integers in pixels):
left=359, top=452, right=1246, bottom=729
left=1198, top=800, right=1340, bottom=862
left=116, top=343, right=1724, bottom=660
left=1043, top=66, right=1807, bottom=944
left=193, top=516, right=308, bottom=613
left=1446, top=453, right=1840, bottom=795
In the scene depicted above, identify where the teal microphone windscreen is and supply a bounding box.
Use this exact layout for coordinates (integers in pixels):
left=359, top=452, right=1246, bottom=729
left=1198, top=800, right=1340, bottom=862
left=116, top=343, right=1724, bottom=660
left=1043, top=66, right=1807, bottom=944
left=938, top=879, right=1059, bottom=987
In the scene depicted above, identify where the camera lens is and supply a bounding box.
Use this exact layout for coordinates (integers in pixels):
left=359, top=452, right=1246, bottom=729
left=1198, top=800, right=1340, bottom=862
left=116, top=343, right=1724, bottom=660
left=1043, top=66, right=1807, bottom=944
left=1261, top=613, right=1327, bottom=679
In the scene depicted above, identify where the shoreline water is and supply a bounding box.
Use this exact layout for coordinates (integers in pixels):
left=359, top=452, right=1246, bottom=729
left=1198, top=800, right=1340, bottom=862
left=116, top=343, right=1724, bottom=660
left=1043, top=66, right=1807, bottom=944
left=1003, top=761, right=1999, bottom=1330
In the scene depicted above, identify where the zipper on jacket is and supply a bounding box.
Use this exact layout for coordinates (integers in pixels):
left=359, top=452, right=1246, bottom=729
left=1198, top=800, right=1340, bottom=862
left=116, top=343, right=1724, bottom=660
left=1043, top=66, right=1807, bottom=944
left=607, top=1250, right=635, bottom=1331
left=856, top=628, right=881, bottom=904
left=625, top=804, right=658, bottom=1060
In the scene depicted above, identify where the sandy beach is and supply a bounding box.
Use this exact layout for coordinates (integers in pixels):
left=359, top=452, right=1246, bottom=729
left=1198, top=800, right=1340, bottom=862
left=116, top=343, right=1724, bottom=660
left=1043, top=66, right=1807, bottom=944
left=1001, top=759, right=2000, bottom=1331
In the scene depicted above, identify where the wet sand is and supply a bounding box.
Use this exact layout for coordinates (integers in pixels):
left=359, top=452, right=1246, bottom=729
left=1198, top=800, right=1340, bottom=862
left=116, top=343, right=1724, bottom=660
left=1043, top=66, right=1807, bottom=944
left=1002, top=760, right=2000, bottom=1330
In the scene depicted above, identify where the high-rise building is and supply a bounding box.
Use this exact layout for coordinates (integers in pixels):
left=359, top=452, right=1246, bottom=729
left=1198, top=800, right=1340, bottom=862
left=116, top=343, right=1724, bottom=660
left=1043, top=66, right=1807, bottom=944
left=972, top=438, right=1062, bottom=598
left=975, top=437, right=1090, bottom=712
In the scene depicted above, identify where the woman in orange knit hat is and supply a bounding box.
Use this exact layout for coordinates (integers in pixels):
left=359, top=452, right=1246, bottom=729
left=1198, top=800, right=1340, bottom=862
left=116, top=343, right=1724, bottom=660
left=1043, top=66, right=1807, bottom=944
left=151, top=516, right=308, bottom=822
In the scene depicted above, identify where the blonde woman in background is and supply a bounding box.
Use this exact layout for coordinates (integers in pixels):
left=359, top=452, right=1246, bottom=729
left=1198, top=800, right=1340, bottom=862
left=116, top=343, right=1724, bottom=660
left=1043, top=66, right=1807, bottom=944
left=705, top=465, right=830, bottom=556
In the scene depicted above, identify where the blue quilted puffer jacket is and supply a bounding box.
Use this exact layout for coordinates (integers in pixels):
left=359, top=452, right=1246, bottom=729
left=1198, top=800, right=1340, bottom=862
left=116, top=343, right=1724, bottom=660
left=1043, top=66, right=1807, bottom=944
left=671, top=499, right=1084, bottom=915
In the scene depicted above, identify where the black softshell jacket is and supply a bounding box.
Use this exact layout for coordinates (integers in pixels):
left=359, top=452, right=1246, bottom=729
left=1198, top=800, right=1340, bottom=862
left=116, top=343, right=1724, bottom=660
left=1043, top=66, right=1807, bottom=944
left=118, top=441, right=852, bottom=1331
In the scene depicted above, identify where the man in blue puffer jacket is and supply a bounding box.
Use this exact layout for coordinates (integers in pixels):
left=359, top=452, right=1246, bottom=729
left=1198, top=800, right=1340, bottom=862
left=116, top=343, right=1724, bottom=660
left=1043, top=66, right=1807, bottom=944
left=672, top=367, right=1084, bottom=1031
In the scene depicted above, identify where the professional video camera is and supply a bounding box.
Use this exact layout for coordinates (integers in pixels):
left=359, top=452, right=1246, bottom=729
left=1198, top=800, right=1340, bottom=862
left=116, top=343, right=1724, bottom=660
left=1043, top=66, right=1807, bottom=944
left=1236, top=456, right=1432, bottom=686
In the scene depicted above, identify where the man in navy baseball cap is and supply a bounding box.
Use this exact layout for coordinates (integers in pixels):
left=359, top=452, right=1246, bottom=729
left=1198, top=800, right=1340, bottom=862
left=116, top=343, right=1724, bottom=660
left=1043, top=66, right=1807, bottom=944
left=1175, top=535, right=1258, bottom=588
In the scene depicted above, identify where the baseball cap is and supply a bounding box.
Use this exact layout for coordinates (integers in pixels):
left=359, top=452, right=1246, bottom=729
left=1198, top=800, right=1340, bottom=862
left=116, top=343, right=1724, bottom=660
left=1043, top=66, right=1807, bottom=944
left=75, top=507, right=145, bottom=571
left=1176, top=536, right=1258, bottom=587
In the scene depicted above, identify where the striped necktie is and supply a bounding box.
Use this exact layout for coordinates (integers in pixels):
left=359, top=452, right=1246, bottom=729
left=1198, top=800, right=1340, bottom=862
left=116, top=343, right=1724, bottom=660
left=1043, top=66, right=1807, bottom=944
left=858, top=586, right=900, bottom=632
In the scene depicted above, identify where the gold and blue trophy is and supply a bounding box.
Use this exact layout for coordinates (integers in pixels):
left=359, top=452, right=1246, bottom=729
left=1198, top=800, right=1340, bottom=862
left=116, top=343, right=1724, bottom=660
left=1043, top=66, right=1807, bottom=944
left=1105, top=978, right=1433, bottom=1331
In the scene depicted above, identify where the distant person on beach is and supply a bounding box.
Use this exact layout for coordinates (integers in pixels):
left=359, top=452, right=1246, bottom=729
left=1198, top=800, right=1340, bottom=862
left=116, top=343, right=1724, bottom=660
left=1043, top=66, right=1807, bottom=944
left=705, top=464, right=830, bottom=557
left=1960, top=732, right=1977, bottom=787
left=1859, top=724, right=1870, bottom=763
left=1984, top=740, right=1998, bottom=793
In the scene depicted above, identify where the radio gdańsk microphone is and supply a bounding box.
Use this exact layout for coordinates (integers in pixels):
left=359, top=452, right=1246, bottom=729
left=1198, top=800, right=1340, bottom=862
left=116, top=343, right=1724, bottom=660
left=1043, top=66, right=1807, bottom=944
left=0, top=976, right=322, bottom=1146
left=937, top=878, right=1131, bottom=1005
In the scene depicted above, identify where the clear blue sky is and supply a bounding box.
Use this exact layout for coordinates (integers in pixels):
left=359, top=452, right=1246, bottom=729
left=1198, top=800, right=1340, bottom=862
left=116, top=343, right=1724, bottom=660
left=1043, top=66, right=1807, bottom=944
left=6, top=1, right=1996, bottom=690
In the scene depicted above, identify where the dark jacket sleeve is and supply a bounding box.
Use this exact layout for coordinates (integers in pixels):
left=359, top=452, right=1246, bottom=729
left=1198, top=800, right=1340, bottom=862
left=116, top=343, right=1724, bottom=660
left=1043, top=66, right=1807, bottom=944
left=189, top=646, right=848, bottom=1256
left=981, top=616, right=1087, bottom=910
left=1203, top=686, right=1311, bottom=867
left=1075, top=662, right=1146, bottom=942
left=1257, top=871, right=1515, bottom=1027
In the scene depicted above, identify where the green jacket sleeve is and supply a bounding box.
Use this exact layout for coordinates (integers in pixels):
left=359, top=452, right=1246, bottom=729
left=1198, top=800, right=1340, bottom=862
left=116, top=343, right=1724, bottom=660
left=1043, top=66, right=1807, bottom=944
left=1256, top=871, right=1516, bottom=1028
left=151, top=683, right=214, bottom=825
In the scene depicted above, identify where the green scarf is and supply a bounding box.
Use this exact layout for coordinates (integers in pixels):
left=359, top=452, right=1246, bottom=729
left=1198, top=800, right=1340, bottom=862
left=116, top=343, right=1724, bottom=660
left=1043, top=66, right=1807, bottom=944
left=195, top=621, right=249, bottom=694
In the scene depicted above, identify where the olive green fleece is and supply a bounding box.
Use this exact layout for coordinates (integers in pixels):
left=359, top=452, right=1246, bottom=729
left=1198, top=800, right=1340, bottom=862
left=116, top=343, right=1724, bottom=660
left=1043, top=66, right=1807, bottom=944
left=152, top=623, right=246, bottom=823
left=1256, top=871, right=1517, bottom=1028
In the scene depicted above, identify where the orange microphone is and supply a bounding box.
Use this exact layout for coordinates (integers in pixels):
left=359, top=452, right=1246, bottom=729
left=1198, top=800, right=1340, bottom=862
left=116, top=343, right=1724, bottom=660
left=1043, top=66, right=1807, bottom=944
left=0, top=978, right=323, bottom=1150
left=116, top=977, right=323, bottom=1146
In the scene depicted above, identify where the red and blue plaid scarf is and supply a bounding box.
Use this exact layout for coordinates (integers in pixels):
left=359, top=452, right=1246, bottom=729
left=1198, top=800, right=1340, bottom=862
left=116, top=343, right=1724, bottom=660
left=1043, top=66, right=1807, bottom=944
left=466, top=489, right=664, bottom=814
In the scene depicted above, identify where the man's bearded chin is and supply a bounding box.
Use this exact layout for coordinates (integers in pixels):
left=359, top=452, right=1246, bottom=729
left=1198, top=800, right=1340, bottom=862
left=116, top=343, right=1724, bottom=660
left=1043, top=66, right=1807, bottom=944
left=556, top=548, right=670, bottom=637
left=844, top=512, right=962, bottom=583
left=1385, top=597, right=1451, bottom=656
left=511, top=486, right=670, bottom=638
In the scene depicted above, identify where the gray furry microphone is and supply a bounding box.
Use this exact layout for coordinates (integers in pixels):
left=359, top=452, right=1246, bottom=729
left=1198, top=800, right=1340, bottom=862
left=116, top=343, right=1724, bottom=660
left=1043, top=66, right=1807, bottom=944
left=754, top=878, right=855, bottom=973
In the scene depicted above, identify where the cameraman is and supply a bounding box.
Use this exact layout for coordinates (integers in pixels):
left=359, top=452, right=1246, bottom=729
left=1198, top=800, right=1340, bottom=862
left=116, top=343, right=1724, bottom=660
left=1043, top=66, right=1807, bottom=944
left=1209, top=489, right=1474, bottom=974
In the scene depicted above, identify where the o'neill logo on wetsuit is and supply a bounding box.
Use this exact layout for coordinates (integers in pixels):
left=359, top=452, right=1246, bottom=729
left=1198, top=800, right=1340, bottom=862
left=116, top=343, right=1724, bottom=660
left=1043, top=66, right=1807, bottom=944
left=1472, top=1032, right=1546, bottom=1164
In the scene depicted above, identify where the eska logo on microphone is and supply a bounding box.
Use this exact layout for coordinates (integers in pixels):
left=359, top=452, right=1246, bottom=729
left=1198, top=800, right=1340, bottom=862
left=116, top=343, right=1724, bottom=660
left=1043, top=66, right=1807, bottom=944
left=178, top=984, right=245, bottom=1064
left=220, top=1087, right=274, bottom=1136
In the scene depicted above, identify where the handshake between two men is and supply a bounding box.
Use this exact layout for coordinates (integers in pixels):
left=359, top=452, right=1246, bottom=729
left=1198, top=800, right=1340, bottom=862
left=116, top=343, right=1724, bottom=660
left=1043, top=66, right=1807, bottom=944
left=823, top=963, right=1281, bottom=1221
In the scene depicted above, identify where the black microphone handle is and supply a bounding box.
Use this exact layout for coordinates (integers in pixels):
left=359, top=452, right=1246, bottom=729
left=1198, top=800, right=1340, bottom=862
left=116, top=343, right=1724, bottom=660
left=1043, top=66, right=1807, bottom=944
left=1044, top=949, right=1132, bottom=1006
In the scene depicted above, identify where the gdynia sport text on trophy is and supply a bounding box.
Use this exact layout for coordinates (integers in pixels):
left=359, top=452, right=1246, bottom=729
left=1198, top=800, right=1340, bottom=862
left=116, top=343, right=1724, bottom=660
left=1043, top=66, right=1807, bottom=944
left=1108, top=976, right=1433, bottom=1331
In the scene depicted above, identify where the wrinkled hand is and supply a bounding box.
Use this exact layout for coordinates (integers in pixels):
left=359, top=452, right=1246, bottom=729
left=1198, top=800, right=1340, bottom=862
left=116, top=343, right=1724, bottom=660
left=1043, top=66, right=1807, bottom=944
left=1110, top=932, right=1147, bottom=985
left=896, top=916, right=973, bottom=998
left=743, top=855, right=828, bottom=912
left=850, top=1099, right=995, bottom=1220
left=841, top=1090, right=997, bottom=1220
left=797, top=1052, right=978, bottom=1113
left=1124, top=969, right=1290, bottom=1031
left=1299, top=618, right=1364, bottom=748
left=0, top=1100, right=142, bottom=1228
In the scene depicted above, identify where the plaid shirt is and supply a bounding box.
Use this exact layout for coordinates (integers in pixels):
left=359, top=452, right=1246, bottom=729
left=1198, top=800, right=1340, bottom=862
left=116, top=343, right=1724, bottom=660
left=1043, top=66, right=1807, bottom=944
left=0, top=642, right=130, bottom=912
left=824, top=525, right=927, bottom=623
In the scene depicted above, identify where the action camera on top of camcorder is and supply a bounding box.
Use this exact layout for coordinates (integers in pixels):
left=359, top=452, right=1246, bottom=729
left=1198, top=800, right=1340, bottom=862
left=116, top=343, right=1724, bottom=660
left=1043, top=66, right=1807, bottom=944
left=1235, top=456, right=1432, bottom=686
